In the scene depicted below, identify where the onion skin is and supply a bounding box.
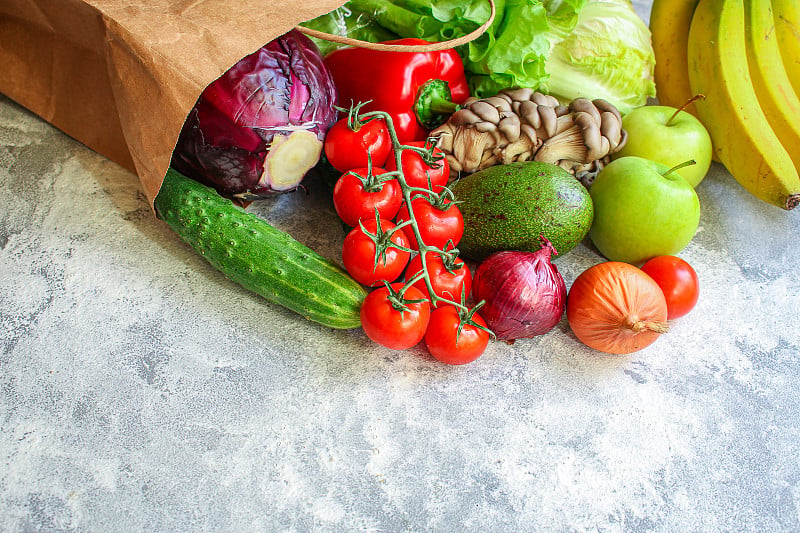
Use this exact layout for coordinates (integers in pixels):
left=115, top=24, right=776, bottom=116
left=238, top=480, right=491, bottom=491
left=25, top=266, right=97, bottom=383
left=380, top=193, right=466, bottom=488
left=472, top=242, right=567, bottom=341
left=566, top=261, right=669, bottom=355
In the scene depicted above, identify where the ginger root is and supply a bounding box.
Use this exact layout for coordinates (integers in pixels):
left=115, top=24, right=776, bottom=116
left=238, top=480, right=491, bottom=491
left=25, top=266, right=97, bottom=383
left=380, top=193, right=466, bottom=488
left=430, top=88, right=627, bottom=184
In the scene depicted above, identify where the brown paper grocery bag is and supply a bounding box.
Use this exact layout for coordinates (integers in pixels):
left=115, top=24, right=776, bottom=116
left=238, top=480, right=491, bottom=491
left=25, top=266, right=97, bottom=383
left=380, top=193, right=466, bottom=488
left=0, top=0, right=346, bottom=205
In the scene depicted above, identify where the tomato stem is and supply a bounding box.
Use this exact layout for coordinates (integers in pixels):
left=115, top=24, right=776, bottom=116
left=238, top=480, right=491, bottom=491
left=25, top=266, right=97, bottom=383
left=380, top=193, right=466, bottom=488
left=347, top=151, right=388, bottom=194
left=358, top=214, right=415, bottom=276
left=340, top=100, right=385, bottom=131
left=384, top=281, right=428, bottom=313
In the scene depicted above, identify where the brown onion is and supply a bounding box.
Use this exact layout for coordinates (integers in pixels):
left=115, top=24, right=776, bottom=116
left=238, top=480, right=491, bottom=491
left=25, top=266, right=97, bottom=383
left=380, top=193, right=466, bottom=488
left=566, top=261, right=669, bottom=354
left=471, top=238, right=567, bottom=341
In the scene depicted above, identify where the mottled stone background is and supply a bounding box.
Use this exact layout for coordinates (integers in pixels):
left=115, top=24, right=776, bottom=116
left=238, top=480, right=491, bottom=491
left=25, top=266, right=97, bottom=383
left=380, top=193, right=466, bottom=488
left=2, top=1, right=800, bottom=531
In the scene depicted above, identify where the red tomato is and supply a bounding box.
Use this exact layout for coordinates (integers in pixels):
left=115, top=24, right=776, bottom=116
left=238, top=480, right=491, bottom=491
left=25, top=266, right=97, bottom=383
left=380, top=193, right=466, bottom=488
left=385, top=141, right=449, bottom=191
left=342, top=218, right=411, bottom=287
left=640, top=255, right=700, bottom=319
left=333, top=169, right=403, bottom=227
left=406, top=251, right=472, bottom=306
left=324, top=117, right=392, bottom=173
left=395, top=197, right=464, bottom=250
left=425, top=306, right=490, bottom=365
left=361, top=284, right=431, bottom=350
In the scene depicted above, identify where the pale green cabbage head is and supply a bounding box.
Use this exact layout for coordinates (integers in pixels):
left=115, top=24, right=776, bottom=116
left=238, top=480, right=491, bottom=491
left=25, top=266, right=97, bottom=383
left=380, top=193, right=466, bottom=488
left=542, top=0, right=656, bottom=114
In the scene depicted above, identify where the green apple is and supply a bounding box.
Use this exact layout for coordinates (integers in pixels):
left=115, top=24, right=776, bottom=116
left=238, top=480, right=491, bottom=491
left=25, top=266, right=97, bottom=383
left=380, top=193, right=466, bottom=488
left=613, top=105, right=712, bottom=188
left=589, top=156, right=701, bottom=264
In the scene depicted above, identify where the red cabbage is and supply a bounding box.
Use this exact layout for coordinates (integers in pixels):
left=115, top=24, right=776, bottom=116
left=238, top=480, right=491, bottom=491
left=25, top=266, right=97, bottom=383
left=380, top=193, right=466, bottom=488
left=171, top=29, right=337, bottom=200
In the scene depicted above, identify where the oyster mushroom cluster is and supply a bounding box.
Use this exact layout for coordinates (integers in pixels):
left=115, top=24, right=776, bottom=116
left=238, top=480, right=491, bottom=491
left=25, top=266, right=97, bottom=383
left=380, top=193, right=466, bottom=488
left=430, top=88, right=628, bottom=185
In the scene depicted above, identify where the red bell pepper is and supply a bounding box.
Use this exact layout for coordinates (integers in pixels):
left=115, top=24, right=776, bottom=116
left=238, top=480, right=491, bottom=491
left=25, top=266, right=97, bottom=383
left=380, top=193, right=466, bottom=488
left=323, top=38, right=470, bottom=143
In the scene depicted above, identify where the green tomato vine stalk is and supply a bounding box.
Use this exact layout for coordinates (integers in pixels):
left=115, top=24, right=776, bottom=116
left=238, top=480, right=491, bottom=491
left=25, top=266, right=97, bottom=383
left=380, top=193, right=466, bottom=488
left=353, top=107, right=493, bottom=338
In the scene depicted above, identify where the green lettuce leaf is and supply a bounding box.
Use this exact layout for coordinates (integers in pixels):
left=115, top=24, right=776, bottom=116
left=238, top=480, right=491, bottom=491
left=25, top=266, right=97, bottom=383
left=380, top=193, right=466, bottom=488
left=302, top=5, right=399, bottom=56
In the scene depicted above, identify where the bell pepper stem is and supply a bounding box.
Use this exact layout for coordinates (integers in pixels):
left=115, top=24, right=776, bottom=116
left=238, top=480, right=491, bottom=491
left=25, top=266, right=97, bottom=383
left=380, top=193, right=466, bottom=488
left=428, top=98, right=460, bottom=116
left=415, top=79, right=460, bottom=130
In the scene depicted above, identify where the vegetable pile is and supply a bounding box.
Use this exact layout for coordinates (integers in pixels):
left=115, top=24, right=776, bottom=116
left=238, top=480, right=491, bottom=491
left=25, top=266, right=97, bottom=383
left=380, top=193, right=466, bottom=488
left=160, top=0, right=711, bottom=366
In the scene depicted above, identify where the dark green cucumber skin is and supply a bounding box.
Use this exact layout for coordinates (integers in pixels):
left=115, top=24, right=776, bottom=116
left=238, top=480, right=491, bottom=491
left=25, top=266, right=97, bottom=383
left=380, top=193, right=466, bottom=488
left=155, top=169, right=366, bottom=329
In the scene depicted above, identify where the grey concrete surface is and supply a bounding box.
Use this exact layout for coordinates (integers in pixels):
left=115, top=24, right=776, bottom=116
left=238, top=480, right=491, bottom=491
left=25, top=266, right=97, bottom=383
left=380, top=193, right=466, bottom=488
left=2, top=2, right=800, bottom=531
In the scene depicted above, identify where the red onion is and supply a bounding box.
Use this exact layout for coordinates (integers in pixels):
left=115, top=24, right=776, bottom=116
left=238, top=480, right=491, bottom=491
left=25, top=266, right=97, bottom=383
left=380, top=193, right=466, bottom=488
left=471, top=238, right=567, bottom=341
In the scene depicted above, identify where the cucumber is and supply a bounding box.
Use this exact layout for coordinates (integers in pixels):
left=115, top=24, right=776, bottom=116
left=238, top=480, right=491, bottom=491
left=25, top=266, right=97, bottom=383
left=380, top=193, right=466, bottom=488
left=154, top=168, right=366, bottom=329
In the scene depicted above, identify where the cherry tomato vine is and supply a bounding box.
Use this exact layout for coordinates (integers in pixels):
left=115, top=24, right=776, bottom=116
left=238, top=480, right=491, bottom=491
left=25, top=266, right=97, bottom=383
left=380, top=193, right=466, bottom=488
left=328, top=103, right=494, bottom=358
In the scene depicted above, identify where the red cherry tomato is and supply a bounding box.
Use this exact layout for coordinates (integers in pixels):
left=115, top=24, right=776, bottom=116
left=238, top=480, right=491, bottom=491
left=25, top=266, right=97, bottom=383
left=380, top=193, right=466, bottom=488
left=640, top=255, right=700, bottom=319
left=395, top=196, right=464, bottom=251
left=384, top=141, right=449, bottom=191
left=324, top=117, right=392, bottom=173
left=425, top=306, right=490, bottom=365
left=343, top=218, right=411, bottom=287
left=333, top=168, right=403, bottom=227
left=406, top=251, right=472, bottom=306
left=361, top=283, right=431, bottom=350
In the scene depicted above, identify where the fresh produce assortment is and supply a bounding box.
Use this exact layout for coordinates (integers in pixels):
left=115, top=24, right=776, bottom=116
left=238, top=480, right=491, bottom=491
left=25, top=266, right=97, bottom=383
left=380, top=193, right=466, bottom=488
left=159, top=0, right=800, bottom=364
left=651, top=0, right=800, bottom=210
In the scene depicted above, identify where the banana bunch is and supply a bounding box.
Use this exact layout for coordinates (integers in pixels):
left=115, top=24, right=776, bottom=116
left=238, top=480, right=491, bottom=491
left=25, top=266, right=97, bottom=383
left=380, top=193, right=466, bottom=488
left=651, top=0, right=800, bottom=210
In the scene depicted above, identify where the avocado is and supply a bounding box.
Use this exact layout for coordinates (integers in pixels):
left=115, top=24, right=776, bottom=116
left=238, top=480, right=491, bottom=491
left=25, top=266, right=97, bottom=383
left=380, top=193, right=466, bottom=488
left=451, top=161, right=593, bottom=261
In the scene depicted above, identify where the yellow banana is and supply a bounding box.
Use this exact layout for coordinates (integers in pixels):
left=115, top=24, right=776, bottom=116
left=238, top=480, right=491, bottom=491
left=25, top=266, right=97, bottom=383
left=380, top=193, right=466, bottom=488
left=688, top=0, right=800, bottom=210
left=650, top=0, right=700, bottom=113
left=772, top=0, right=800, bottom=97
left=745, top=0, right=800, bottom=172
